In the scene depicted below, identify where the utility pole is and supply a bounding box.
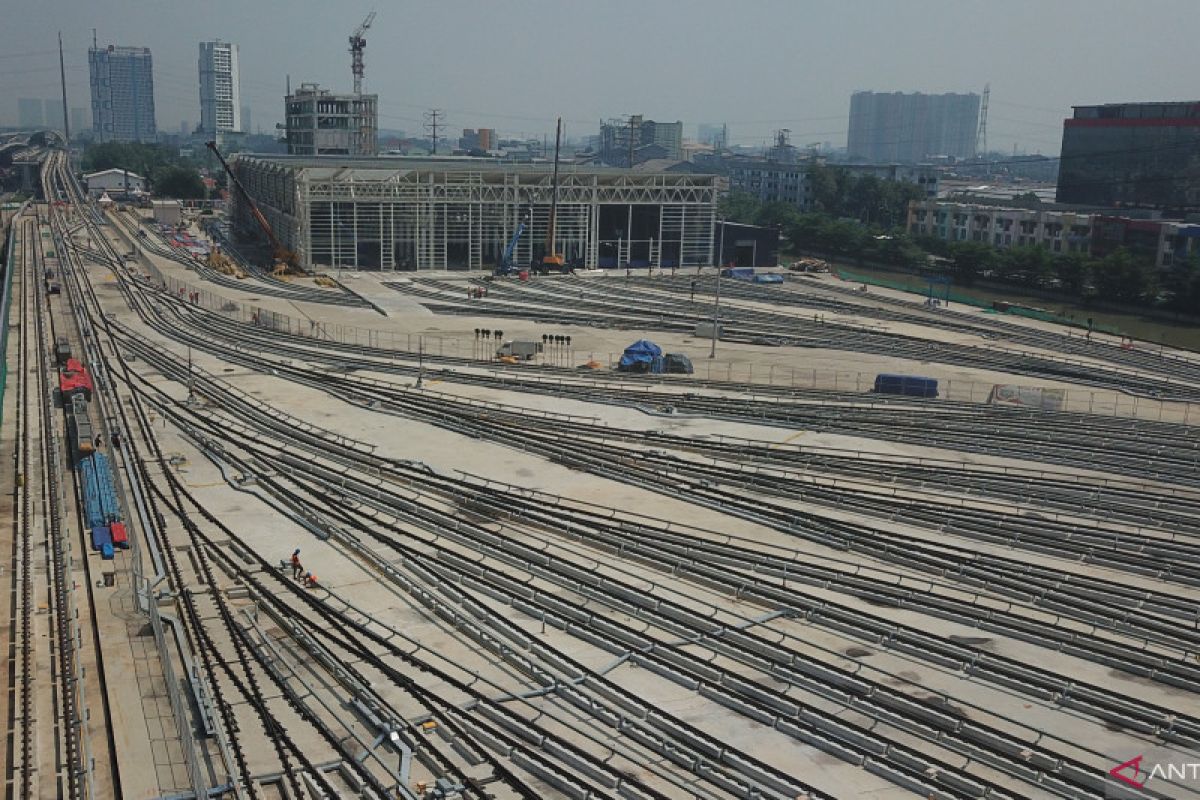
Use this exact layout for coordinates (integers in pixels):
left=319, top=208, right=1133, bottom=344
left=710, top=219, right=725, bottom=359
left=58, top=32, right=70, bottom=145
left=627, top=115, right=636, bottom=168
left=424, top=109, right=443, bottom=155
left=976, top=83, right=990, bottom=157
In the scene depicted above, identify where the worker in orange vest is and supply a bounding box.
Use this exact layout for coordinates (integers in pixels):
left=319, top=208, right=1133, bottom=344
left=303, top=571, right=318, bottom=589
left=290, top=549, right=302, bottom=579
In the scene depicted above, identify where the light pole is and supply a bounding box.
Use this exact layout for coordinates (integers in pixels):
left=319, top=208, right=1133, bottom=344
left=710, top=218, right=725, bottom=359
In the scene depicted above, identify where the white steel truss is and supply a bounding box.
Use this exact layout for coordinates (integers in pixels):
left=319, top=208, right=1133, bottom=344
left=230, top=156, right=718, bottom=271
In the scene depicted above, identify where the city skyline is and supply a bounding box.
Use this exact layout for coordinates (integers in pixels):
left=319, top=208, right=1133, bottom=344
left=1, top=0, right=1199, bottom=152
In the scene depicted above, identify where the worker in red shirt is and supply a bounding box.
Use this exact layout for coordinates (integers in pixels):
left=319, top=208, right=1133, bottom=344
left=290, top=549, right=302, bottom=579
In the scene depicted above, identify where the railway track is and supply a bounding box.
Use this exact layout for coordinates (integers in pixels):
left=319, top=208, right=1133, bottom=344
left=387, top=274, right=1200, bottom=400
left=44, top=149, right=1200, bottom=798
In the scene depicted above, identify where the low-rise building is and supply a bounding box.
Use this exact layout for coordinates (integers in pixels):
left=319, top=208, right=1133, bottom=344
left=84, top=168, right=147, bottom=198
left=908, top=198, right=1200, bottom=268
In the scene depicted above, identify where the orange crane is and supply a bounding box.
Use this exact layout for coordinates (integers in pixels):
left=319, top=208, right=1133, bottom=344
left=205, top=140, right=297, bottom=274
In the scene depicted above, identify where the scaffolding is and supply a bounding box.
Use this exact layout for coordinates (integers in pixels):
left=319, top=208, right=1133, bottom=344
left=231, top=156, right=719, bottom=271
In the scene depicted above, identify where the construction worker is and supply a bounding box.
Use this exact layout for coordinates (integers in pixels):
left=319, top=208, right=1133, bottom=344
left=303, top=571, right=318, bottom=589
left=290, top=549, right=302, bottom=579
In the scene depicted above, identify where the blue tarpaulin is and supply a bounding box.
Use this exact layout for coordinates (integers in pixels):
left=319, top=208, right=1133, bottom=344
left=618, top=340, right=664, bottom=373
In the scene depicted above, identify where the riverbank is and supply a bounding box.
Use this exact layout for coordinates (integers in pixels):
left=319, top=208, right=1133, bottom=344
left=822, top=260, right=1200, bottom=352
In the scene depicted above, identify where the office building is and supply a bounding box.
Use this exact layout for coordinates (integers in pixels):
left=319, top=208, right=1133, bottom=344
left=284, top=83, right=377, bottom=156
left=230, top=154, right=717, bottom=271
left=459, top=128, right=496, bottom=152
left=847, top=91, right=979, bottom=162
left=599, top=115, right=684, bottom=166
left=18, top=98, right=44, bottom=128
left=198, top=40, right=241, bottom=135
left=725, top=157, right=814, bottom=210
left=1056, top=102, right=1200, bottom=209
left=89, top=44, right=157, bottom=143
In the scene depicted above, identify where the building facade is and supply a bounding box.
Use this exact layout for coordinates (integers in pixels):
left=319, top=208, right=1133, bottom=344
left=725, top=158, right=814, bottom=210
left=459, top=128, right=495, bottom=152
left=284, top=84, right=378, bottom=156
left=848, top=91, right=979, bottom=162
left=198, top=40, right=241, bottom=136
left=89, top=45, right=156, bottom=143
left=1056, top=102, right=1200, bottom=209
left=230, top=155, right=718, bottom=272
left=908, top=199, right=1093, bottom=254
left=599, top=115, right=683, bottom=165
left=908, top=199, right=1200, bottom=268
left=83, top=168, right=147, bottom=198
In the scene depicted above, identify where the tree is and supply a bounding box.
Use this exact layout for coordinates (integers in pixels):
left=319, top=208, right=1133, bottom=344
left=150, top=165, right=206, bottom=199
left=754, top=201, right=801, bottom=230
left=1093, top=248, right=1157, bottom=305
left=1055, top=252, right=1092, bottom=297
left=807, top=164, right=844, bottom=215
left=718, top=191, right=761, bottom=224
left=948, top=241, right=994, bottom=285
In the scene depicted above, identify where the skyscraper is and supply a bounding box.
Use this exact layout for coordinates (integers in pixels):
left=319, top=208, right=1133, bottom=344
left=198, top=40, right=241, bottom=135
left=18, top=98, right=44, bottom=128
left=89, top=44, right=157, bottom=143
left=847, top=91, right=980, bottom=163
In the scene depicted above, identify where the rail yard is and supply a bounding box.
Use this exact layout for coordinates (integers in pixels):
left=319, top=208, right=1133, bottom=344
left=3, top=150, right=1200, bottom=800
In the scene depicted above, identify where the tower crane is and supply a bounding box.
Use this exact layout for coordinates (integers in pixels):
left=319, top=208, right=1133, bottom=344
left=349, top=11, right=376, bottom=95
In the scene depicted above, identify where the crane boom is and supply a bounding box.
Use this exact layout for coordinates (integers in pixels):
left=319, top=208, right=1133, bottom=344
left=349, top=11, right=376, bottom=95
left=205, top=140, right=296, bottom=269
left=542, top=117, right=564, bottom=269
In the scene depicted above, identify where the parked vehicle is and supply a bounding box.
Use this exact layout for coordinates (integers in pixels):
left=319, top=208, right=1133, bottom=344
left=495, top=340, right=543, bottom=360
left=872, top=373, right=939, bottom=398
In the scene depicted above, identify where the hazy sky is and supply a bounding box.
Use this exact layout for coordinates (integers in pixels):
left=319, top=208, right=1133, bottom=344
left=3, top=0, right=1198, bottom=153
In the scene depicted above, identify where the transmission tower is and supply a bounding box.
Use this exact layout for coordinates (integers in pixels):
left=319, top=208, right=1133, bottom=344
left=424, top=109, right=443, bottom=155
left=976, top=83, right=989, bottom=157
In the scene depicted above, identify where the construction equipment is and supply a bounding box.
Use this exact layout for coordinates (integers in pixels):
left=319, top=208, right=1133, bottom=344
left=494, top=215, right=528, bottom=276
left=536, top=117, right=571, bottom=275
left=207, top=245, right=247, bottom=279
left=349, top=12, right=376, bottom=95
left=205, top=140, right=298, bottom=274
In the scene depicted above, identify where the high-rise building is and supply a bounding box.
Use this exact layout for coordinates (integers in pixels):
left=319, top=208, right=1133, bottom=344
left=1056, top=102, right=1200, bottom=209
left=599, top=115, right=683, bottom=166
left=89, top=44, right=157, bottom=143
left=847, top=91, right=979, bottom=162
left=284, top=83, right=377, bottom=156
left=18, top=98, right=44, bottom=128
left=198, top=40, right=241, bottom=135
left=44, top=99, right=66, bottom=132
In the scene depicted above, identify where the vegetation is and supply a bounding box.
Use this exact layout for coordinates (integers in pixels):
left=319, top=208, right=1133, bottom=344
left=720, top=179, right=1194, bottom=312
left=81, top=142, right=206, bottom=200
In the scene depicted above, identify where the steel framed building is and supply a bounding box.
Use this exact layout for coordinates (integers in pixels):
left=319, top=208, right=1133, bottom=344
left=230, top=155, right=719, bottom=272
